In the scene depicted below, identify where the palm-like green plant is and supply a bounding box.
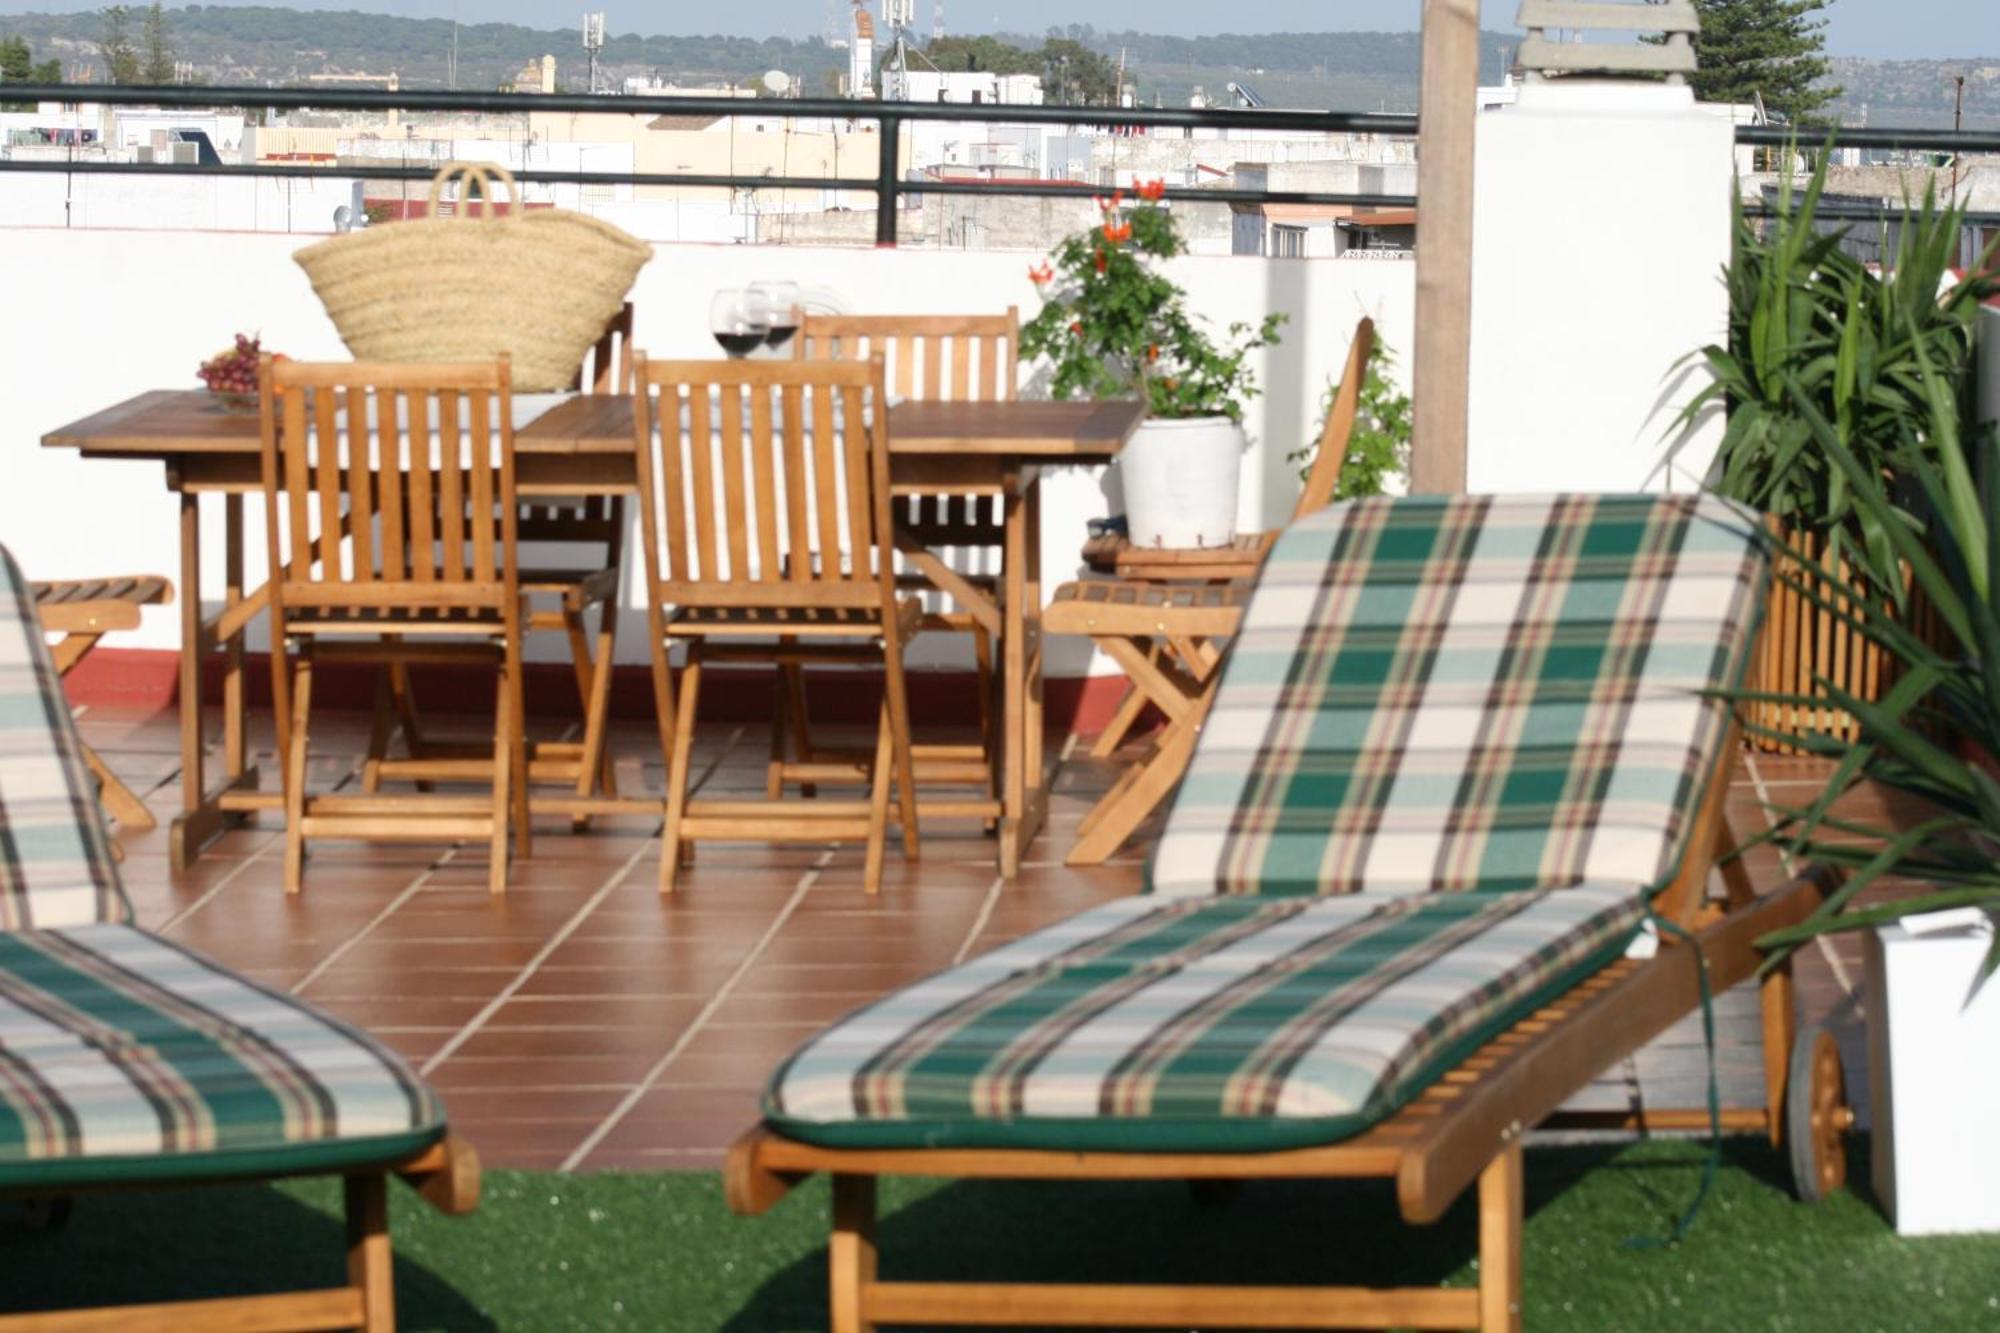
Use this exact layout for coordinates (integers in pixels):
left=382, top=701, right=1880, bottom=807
left=1747, top=342, right=2000, bottom=984
left=1687, top=148, right=1992, bottom=580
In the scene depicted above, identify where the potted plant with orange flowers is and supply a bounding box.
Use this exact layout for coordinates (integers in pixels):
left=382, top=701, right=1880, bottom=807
left=1020, top=179, right=1284, bottom=548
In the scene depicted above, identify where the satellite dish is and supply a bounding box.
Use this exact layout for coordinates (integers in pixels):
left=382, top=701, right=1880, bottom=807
left=333, top=203, right=354, bottom=233
left=762, top=69, right=792, bottom=96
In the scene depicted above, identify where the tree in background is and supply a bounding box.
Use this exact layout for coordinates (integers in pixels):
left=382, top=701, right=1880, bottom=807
left=1676, top=0, right=1840, bottom=123
left=0, top=34, right=64, bottom=84
left=918, top=33, right=1123, bottom=105
left=141, top=1, right=175, bottom=84
left=97, top=5, right=140, bottom=84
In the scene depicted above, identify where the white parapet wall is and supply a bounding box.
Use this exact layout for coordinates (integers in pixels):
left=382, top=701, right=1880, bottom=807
left=1466, top=81, right=1732, bottom=494
left=0, top=227, right=1412, bottom=674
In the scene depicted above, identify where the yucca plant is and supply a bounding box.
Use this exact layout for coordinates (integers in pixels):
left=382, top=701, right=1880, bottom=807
left=1685, top=148, right=1992, bottom=579
left=1746, top=342, right=2000, bottom=984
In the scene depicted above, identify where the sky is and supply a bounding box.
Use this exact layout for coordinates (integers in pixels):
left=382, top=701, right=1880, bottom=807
left=0, top=0, right=1993, bottom=60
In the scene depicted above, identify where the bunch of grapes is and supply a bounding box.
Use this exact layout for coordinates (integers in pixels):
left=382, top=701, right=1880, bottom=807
left=197, top=333, right=263, bottom=399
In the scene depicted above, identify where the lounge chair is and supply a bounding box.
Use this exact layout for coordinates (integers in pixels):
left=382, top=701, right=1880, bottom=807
left=0, top=545, right=478, bottom=1331
left=726, top=493, right=1848, bottom=1332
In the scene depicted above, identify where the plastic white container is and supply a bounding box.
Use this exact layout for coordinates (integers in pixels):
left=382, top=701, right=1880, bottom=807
left=1866, top=911, right=2000, bottom=1235
left=1118, top=415, right=1243, bottom=550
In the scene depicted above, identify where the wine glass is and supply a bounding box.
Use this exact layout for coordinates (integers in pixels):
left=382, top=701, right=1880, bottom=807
left=709, top=288, right=769, bottom=359
left=749, top=280, right=802, bottom=354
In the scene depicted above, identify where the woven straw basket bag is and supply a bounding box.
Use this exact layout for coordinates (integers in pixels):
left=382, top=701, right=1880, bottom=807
left=294, top=161, right=652, bottom=391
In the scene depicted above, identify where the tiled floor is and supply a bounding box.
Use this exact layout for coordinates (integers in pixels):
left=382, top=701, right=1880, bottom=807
left=81, top=703, right=1874, bottom=1173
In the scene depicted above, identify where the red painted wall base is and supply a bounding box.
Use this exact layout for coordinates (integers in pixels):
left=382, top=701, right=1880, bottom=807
left=60, top=647, right=1140, bottom=736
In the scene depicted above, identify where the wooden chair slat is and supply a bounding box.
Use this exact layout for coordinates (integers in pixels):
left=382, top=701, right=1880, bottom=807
left=780, top=384, right=812, bottom=582
left=748, top=381, right=781, bottom=583
left=687, top=380, right=719, bottom=580
left=438, top=390, right=465, bottom=580
left=809, top=382, right=842, bottom=581
left=468, top=389, right=497, bottom=583
left=719, top=381, right=750, bottom=579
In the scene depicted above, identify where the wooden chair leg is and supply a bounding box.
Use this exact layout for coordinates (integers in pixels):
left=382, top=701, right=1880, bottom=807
left=344, top=1172, right=396, bottom=1333
left=766, top=665, right=792, bottom=801
left=661, top=647, right=704, bottom=894
left=1761, top=960, right=1796, bottom=1149
left=573, top=599, right=621, bottom=829
left=881, top=644, right=920, bottom=864
left=783, top=653, right=817, bottom=798
left=1478, top=1142, right=1524, bottom=1333
left=79, top=741, right=155, bottom=832
left=1065, top=704, right=1203, bottom=866
left=863, top=699, right=894, bottom=894
left=361, top=668, right=394, bottom=795
left=507, top=636, right=532, bottom=866
left=829, top=1175, right=878, bottom=1333
left=386, top=663, right=433, bottom=794
left=562, top=599, right=600, bottom=832
left=488, top=665, right=513, bottom=897
left=283, top=655, right=313, bottom=895
left=1091, top=678, right=1153, bottom=759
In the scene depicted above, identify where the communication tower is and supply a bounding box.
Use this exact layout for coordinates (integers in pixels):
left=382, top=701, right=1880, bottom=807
left=582, top=12, right=607, bottom=94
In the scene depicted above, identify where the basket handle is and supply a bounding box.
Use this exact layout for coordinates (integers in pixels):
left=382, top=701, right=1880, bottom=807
left=427, top=161, right=520, bottom=222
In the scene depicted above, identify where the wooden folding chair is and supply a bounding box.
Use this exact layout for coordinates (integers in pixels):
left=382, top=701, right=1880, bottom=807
left=631, top=355, right=921, bottom=893
left=1046, top=320, right=1375, bottom=862
left=260, top=356, right=529, bottom=895
left=30, top=575, right=173, bottom=838
left=785, top=310, right=1018, bottom=811
left=365, top=303, right=633, bottom=829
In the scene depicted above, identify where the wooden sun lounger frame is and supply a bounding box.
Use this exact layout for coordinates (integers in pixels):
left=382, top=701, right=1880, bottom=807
left=726, top=707, right=1838, bottom=1332
left=0, top=1134, right=478, bottom=1333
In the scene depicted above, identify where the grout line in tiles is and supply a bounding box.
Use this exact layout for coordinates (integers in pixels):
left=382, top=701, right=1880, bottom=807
left=416, top=727, right=740, bottom=1077
left=290, top=846, right=460, bottom=996
left=952, top=875, right=1006, bottom=965
left=418, top=841, right=651, bottom=1075
left=155, top=836, right=277, bottom=935
left=556, top=847, right=834, bottom=1173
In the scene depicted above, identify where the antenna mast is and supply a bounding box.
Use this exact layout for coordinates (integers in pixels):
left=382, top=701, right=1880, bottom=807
left=881, top=0, right=915, bottom=100
left=932, top=0, right=944, bottom=42
left=582, top=12, right=606, bottom=95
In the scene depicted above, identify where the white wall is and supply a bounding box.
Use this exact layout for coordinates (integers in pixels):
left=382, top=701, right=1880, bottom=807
left=1466, top=82, right=1731, bottom=493
left=0, top=228, right=1412, bottom=675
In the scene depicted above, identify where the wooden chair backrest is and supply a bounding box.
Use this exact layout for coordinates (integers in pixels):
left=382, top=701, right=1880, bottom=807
left=259, top=358, right=518, bottom=619
left=570, top=301, right=635, bottom=395
left=630, top=356, right=895, bottom=614
left=1292, top=316, right=1377, bottom=522
left=799, top=309, right=1019, bottom=403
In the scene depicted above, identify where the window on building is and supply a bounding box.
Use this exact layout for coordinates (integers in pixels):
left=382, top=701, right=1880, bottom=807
left=1272, top=224, right=1308, bottom=258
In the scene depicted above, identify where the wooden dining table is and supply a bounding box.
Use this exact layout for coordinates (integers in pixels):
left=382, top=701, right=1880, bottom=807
left=42, top=390, right=1145, bottom=876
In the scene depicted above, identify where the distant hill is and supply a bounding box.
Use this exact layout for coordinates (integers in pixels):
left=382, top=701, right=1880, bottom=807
left=0, top=7, right=1989, bottom=127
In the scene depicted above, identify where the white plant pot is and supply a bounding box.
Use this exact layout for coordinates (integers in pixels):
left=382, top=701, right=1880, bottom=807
left=1865, top=909, right=2000, bottom=1235
left=1118, top=415, right=1243, bottom=550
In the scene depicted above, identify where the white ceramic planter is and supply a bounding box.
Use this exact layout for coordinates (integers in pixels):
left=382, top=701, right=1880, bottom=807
left=1119, top=415, right=1243, bottom=550
left=1865, top=909, right=2000, bottom=1235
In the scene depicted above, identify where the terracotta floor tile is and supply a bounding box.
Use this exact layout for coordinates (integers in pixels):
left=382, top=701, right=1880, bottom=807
left=81, top=708, right=1870, bottom=1171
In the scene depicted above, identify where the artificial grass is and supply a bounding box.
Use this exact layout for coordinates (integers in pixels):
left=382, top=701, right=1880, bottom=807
left=3, top=1140, right=1998, bottom=1330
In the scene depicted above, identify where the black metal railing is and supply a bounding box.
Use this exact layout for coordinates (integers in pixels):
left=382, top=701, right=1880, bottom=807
left=0, top=83, right=1421, bottom=244
left=1, top=83, right=1996, bottom=239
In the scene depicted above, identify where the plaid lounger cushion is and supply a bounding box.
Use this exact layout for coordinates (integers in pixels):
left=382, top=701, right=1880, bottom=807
left=0, top=923, right=444, bottom=1187
left=0, top=548, right=126, bottom=932
left=1150, top=493, right=1764, bottom=898
left=765, top=886, right=1644, bottom=1151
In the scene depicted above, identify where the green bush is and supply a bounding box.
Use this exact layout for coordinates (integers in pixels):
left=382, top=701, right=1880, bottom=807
left=1287, top=337, right=1411, bottom=500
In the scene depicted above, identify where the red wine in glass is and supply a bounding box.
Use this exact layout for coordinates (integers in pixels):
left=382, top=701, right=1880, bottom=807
left=709, top=288, right=769, bottom=359
left=713, top=330, right=767, bottom=357
left=749, top=280, right=802, bottom=353
left=763, top=324, right=798, bottom=350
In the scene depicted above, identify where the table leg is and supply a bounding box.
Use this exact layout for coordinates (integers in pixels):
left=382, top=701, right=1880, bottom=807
left=1020, top=471, right=1047, bottom=854
left=223, top=494, right=247, bottom=779
left=999, top=473, right=1028, bottom=878
left=167, top=487, right=269, bottom=870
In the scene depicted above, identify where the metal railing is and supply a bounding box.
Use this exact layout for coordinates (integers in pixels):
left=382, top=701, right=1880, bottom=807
left=0, top=83, right=1421, bottom=244
left=2, top=83, right=1998, bottom=238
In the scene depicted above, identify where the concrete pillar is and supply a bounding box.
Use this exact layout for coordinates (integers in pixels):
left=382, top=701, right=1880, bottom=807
left=1465, top=81, right=1733, bottom=494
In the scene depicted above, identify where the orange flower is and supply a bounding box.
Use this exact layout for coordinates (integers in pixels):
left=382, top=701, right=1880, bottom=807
left=1093, top=248, right=1108, bottom=273
left=1162, top=378, right=1178, bottom=392
left=1068, top=320, right=1083, bottom=336
left=1146, top=344, right=1159, bottom=362
left=1137, top=177, right=1167, bottom=202
left=1101, top=220, right=1132, bottom=245
left=1027, top=261, right=1054, bottom=285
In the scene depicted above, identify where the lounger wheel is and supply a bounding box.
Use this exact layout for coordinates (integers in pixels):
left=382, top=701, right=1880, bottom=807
left=15, top=1196, right=73, bottom=1232
left=1786, top=1021, right=1853, bottom=1203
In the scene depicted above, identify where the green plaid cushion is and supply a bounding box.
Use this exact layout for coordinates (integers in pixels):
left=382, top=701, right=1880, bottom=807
left=0, top=547, right=128, bottom=931
left=1150, top=493, right=1764, bottom=898
left=0, top=924, right=444, bottom=1185
left=764, top=885, right=1643, bottom=1151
